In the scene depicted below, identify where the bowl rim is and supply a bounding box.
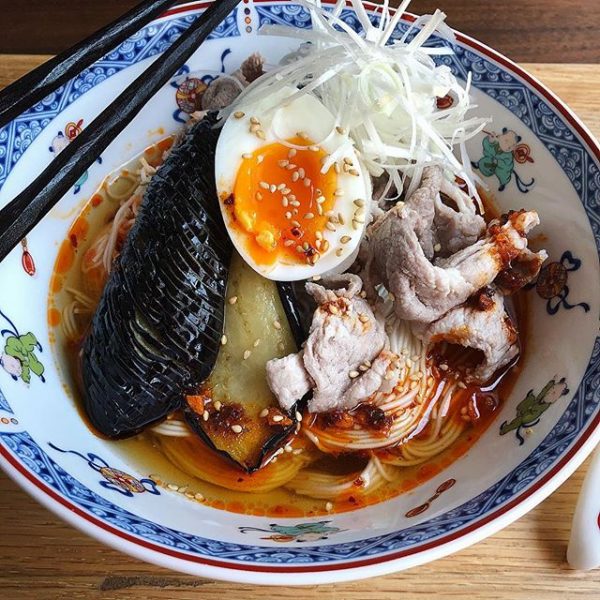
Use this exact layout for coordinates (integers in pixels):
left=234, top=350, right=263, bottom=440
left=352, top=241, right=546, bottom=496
left=0, top=0, right=599, bottom=585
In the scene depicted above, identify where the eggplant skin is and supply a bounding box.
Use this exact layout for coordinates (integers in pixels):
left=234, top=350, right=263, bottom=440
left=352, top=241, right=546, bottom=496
left=82, top=115, right=232, bottom=438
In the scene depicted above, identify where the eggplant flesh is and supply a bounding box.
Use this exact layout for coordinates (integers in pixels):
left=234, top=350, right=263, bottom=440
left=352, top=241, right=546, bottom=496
left=184, top=252, right=298, bottom=472
left=82, top=115, right=232, bottom=438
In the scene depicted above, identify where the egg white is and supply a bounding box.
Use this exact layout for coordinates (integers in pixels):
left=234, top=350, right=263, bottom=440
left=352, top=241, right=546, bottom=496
left=215, top=88, right=371, bottom=281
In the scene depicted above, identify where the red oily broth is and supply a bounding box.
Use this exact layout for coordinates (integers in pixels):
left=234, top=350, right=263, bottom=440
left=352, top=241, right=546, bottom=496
left=48, top=153, right=528, bottom=517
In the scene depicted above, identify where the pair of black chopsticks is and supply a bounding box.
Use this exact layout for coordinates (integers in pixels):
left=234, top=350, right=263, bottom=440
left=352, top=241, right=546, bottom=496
left=0, top=0, right=241, bottom=263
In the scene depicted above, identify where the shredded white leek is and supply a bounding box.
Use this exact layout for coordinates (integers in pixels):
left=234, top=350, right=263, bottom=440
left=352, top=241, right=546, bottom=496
left=221, top=0, right=489, bottom=204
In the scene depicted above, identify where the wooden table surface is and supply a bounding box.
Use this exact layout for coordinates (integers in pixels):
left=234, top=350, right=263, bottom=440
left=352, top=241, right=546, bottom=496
left=1, top=0, right=599, bottom=64
left=1, top=56, right=599, bottom=599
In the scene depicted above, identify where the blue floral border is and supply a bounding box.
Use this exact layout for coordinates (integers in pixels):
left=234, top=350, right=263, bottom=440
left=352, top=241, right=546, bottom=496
left=0, top=2, right=598, bottom=567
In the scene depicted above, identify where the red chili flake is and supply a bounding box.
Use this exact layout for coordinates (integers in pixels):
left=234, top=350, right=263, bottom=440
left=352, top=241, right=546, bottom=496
left=354, top=404, right=393, bottom=433
left=69, top=234, right=78, bottom=248
left=290, top=227, right=302, bottom=237
left=91, top=194, right=103, bottom=207
left=224, top=194, right=235, bottom=206
left=21, top=250, right=36, bottom=276
left=436, top=94, right=454, bottom=109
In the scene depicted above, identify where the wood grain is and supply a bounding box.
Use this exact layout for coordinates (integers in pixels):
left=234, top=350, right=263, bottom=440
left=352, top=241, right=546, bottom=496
left=0, top=57, right=599, bottom=599
left=0, top=0, right=598, bottom=63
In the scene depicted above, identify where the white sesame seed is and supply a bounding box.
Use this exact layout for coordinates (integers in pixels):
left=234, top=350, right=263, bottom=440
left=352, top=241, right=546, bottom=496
left=298, top=167, right=305, bottom=178
left=250, top=116, right=260, bottom=124
left=304, top=212, right=314, bottom=219
left=302, top=241, right=309, bottom=250
left=253, top=338, right=261, bottom=347
left=249, top=123, right=260, bottom=133
left=338, top=213, right=345, bottom=225
left=234, top=111, right=245, bottom=119
left=353, top=199, right=365, bottom=207
left=194, top=492, right=205, bottom=501
left=358, top=313, right=369, bottom=323
left=340, top=235, right=351, bottom=244
left=288, top=194, right=297, bottom=202
left=296, top=245, right=304, bottom=253
left=285, top=211, right=292, bottom=220
left=292, top=171, right=300, bottom=182
left=284, top=239, right=294, bottom=247
left=336, top=126, right=346, bottom=135
left=243, top=350, right=251, bottom=360
left=288, top=148, right=297, bottom=158
left=434, top=243, right=442, bottom=252
left=277, top=183, right=286, bottom=191
left=303, top=178, right=311, bottom=187
left=256, top=130, right=266, bottom=140
left=282, top=187, right=291, bottom=195
left=315, top=239, right=322, bottom=250
left=353, top=216, right=365, bottom=224
left=231, top=424, right=243, bottom=433
left=349, top=168, right=359, bottom=176
left=293, top=448, right=303, bottom=455
left=326, top=222, right=337, bottom=232
left=284, top=444, right=293, bottom=453
left=334, top=163, right=341, bottom=174
left=334, top=189, right=344, bottom=197
left=355, top=207, right=366, bottom=217
left=309, top=145, right=320, bottom=152
left=286, top=163, right=297, bottom=170
left=316, top=195, right=326, bottom=204
left=292, top=220, right=301, bottom=228
left=214, top=400, right=222, bottom=411
left=315, top=231, right=323, bottom=240
left=242, top=152, right=252, bottom=159
left=221, top=334, right=228, bottom=345
left=273, top=320, right=281, bottom=330
left=458, top=381, right=467, bottom=389
left=278, top=159, right=289, bottom=168
left=317, top=204, right=324, bottom=215
left=260, top=408, right=269, bottom=418
left=349, top=370, right=360, bottom=378
left=290, top=200, right=301, bottom=207
left=282, top=197, right=289, bottom=207
left=202, top=410, right=209, bottom=421
left=259, top=181, right=269, bottom=190
left=257, top=154, right=264, bottom=164
left=325, top=502, right=333, bottom=512
left=295, top=411, right=303, bottom=421
left=255, top=191, right=263, bottom=201
left=269, top=184, right=277, bottom=193
left=336, top=248, right=343, bottom=257
left=229, top=296, right=238, bottom=304
left=272, top=415, right=284, bottom=423
left=167, top=483, right=179, bottom=491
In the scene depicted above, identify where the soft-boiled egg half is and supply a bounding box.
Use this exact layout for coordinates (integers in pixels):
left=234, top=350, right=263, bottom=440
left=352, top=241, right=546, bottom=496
left=215, top=88, right=371, bottom=281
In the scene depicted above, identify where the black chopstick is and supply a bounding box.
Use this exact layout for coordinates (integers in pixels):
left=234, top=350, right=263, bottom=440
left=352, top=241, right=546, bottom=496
left=0, top=0, right=241, bottom=263
left=0, top=0, right=178, bottom=130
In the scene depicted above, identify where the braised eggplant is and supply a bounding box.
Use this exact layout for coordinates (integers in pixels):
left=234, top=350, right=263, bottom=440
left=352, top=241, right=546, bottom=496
left=184, top=252, right=299, bottom=472
left=82, top=115, right=232, bottom=437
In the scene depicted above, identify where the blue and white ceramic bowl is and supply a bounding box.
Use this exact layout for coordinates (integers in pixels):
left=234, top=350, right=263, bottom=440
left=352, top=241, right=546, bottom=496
left=0, top=1, right=598, bottom=584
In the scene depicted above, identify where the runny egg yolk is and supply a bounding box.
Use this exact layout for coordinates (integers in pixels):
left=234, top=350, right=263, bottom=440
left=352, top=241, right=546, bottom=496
left=226, top=137, right=338, bottom=267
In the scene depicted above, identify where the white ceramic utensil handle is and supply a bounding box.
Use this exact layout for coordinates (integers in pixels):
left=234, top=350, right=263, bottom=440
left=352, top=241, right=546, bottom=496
left=567, top=447, right=600, bottom=570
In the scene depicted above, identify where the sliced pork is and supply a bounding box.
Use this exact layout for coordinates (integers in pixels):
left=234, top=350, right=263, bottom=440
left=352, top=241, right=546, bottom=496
left=266, top=274, right=396, bottom=413
left=361, top=166, right=546, bottom=323
left=413, top=287, right=519, bottom=383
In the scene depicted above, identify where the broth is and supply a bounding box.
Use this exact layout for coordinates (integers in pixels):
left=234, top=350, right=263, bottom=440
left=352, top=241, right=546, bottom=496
left=48, top=140, right=527, bottom=517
